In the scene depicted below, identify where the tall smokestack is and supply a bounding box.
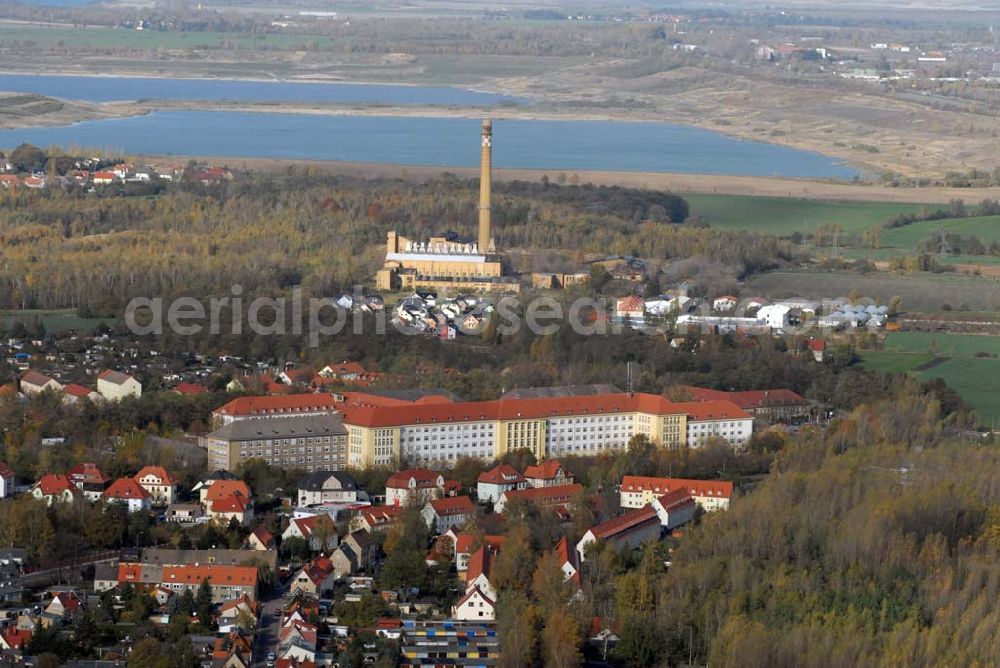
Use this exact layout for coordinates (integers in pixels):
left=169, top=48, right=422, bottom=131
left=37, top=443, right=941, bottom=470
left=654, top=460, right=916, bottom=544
left=478, top=119, right=492, bottom=254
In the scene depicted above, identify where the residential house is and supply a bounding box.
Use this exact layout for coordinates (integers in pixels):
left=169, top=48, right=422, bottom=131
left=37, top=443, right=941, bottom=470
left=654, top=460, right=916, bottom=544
left=97, top=369, right=141, bottom=401
left=422, top=496, right=476, bottom=534
left=350, top=505, right=400, bottom=533
left=614, top=295, right=645, bottom=323
left=554, top=536, right=580, bottom=587
left=210, top=494, right=254, bottom=526
left=523, top=460, right=574, bottom=488
left=0, top=461, right=15, bottom=499
left=290, top=556, right=335, bottom=596
left=32, top=474, right=81, bottom=505
left=20, top=370, right=62, bottom=396
left=576, top=505, right=662, bottom=561
left=494, top=483, right=583, bottom=514
left=283, top=515, right=338, bottom=552
left=342, top=530, right=375, bottom=568
left=44, top=591, right=83, bottom=620
left=620, top=475, right=733, bottom=512
left=385, top=468, right=446, bottom=507
left=218, top=595, right=258, bottom=630
left=328, top=544, right=358, bottom=580
left=476, top=464, right=527, bottom=504
left=62, top=383, right=99, bottom=405
left=104, top=478, right=152, bottom=513
left=134, top=465, right=178, bottom=505
left=451, top=585, right=495, bottom=621
left=807, top=338, right=826, bottom=362
left=199, top=478, right=250, bottom=505
left=464, top=545, right=498, bottom=600
left=67, top=462, right=111, bottom=501
left=140, top=547, right=277, bottom=573
left=297, top=470, right=360, bottom=507
left=247, top=526, right=275, bottom=551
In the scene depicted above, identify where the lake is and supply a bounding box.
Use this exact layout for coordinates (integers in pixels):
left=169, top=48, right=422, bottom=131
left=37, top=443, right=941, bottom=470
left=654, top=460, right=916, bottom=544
left=0, top=112, right=858, bottom=178
left=0, top=74, right=522, bottom=106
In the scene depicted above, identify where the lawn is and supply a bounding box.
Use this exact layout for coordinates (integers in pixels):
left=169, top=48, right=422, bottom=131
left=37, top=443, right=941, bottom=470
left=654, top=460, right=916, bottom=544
left=682, top=194, right=928, bottom=237
left=884, top=331, right=1000, bottom=357
left=916, top=357, right=1000, bottom=427
left=0, top=26, right=334, bottom=50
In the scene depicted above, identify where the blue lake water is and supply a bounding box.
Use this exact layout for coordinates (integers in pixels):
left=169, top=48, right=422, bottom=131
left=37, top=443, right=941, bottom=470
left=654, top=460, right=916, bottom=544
left=0, top=74, right=522, bottom=106
left=0, top=112, right=858, bottom=178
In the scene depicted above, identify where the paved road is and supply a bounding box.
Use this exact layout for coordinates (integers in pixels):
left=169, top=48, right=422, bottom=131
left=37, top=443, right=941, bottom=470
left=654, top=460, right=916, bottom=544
left=252, top=583, right=287, bottom=667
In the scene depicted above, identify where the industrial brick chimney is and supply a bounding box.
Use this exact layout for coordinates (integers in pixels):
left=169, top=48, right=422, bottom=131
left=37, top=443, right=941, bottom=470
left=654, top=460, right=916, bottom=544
left=478, top=119, right=493, bottom=254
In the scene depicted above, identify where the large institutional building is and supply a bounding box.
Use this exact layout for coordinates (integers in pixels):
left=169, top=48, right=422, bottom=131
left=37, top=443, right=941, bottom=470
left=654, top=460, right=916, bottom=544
left=338, top=391, right=752, bottom=469
left=375, top=120, right=519, bottom=293
left=202, top=390, right=753, bottom=472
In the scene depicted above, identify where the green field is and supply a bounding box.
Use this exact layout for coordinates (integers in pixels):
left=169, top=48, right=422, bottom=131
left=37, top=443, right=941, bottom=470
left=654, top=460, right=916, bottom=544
left=884, top=331, right=1000, bottom=357
left=917, top=357, right=1000, bottom=427
left=856, top=351, right=936, bottom=374
left=682, top=194, right=928, bottom=237
left=859, top=331, right=1000, bottom=426
left=0, top=309, right=116, bottom=334
left=0, top=27, right=334, bottom=50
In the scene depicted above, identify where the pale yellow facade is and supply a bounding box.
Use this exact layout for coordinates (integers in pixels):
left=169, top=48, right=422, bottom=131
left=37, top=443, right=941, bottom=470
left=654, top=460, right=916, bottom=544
left=345, top=409, right=690, bottom=468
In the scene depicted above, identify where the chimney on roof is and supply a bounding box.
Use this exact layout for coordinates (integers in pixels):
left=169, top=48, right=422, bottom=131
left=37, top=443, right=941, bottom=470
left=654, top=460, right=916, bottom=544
left=478, top=119, right=493, bottom=254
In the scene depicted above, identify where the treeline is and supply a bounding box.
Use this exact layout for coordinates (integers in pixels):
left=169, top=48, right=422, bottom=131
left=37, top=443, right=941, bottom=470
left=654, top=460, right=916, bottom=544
left=0, top=169, right=792, bottom=314
left=883, top=198, right=1000, bottom=229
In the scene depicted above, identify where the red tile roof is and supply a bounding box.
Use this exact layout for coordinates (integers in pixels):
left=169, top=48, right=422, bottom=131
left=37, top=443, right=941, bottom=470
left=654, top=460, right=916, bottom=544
left=523, top=459, right=571, bottom=481
left=213, top=393, right=337, bottom=417
left=68, top=462, right=109, bottom=485
left=35, top=473, right=75, bottom=496
left=21, top=370, right=56, bottom=388
left=1, top=627, right=31, bottom=649
left=341, top=392, right=743, bottom=429
left=0, top=461, right=13, bottom=479
left=621, top=476, right=733, bottom=500
left=212, top=495, right=250, bottom=513
left=477, top=464, right=525, bottom=485
left=205, top=480, right=252, bottom=502
left=135, top=465, right=178, bottom=486
left=807, top=339, right=827, bottom=351
left=162, top=564, right=258, bottom=587
left=588, top=505, right=659, bottom=541
left=105, top=478, right=151, bottom=500
left=63, top=383, right=97, bottom=398
left=500, top=483, right=583, bottom=508
left=98, top=369, right=134, bottom=385
left=386, top=468, right=441, bottom=489
left=680, top=386, right=807, bottom=411
left=173, top=382, right=209, bottom=395
left=251, top=526, right=275, bottom=547
left=466, top=545, right=495, bottom=583
left=428, top=495, right=475, bottom=517
left=656, top=488, right=696, bottom=512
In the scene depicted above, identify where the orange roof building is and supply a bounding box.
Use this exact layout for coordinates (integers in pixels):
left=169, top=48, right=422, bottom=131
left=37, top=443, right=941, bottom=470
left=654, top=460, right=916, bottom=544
left=212, top=393, right=339, bottom=424
left=336, top=391, right=753, bottom=469
left=621, top=475, right=733, bottom=512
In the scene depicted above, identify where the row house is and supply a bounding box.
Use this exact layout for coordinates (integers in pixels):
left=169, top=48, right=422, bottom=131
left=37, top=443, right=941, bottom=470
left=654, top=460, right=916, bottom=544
left=620, top=475, right=733, bottom=512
